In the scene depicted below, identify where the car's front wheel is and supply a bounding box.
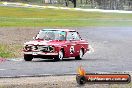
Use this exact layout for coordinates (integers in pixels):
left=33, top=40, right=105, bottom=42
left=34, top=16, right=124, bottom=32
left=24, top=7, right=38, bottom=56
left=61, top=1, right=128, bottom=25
left=54, top=50, right=64, bottom=61
left=75, top=49, right=83, bottom=60
left=24, top=54, right=33, bottom=61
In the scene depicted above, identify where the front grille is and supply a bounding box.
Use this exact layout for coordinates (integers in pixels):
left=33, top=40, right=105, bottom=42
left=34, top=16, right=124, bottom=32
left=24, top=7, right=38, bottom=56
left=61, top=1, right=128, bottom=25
left=26, top=45, right=54, bottom=52
left=25, top=45, right=54, bottom=52
left=31, top=45, right=39, bottom=51
left=40, top=46, right=49, bottom=52
left=40, top=46, right=54, bottom=52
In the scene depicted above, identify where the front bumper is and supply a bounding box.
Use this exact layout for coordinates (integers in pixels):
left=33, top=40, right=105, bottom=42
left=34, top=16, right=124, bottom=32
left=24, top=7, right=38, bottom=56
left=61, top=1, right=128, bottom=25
left=24, top=51, right=58, bottom=56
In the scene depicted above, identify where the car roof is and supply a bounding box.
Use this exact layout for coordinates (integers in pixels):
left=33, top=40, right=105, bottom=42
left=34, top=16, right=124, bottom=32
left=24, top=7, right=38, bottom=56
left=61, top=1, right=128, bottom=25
left=41, top=29, right=76, bottom=32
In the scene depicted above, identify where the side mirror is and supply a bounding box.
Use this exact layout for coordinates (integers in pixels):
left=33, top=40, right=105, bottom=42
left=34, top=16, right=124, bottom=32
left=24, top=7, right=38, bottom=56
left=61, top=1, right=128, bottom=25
left=80, top=38, right=84, bottom=40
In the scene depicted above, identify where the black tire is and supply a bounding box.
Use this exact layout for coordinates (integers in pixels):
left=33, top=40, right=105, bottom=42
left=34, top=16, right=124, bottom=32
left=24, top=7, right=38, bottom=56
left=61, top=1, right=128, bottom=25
left=75, top=49, right=83, bottom=60
left=24, top=54, right=33, bottom=61
left=54, top=50, right=64, bottom=61
left=76, top=75, right=87, bottom=85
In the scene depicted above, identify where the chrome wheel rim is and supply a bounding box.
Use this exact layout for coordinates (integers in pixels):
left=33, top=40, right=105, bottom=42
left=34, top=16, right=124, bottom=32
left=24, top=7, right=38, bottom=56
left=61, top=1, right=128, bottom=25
left=59, top=51, right=63, bottom=60
left=79, top=49, right=83, bottom=58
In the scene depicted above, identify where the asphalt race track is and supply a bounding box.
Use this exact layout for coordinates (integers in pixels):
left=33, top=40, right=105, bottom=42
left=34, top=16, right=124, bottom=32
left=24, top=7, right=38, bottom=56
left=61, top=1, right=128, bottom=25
left=0, top=27, right=132, bottom=77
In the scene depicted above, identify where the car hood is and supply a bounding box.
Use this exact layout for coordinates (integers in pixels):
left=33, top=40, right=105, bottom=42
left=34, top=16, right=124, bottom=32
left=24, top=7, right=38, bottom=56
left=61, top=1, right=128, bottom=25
left=24, top=40, right=66, bottom=46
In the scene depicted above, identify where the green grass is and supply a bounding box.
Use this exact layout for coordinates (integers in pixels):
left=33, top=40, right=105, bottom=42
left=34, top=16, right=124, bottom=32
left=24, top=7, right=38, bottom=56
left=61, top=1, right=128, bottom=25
left=0, top=44, right=22, bottom=58
left=0, top=6, right=132, bottom=27
left=0, top=44, right=13, bottom=58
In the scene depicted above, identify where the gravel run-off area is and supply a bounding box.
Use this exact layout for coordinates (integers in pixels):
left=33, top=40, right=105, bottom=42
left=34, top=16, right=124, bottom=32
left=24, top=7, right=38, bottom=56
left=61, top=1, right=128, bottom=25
left=0, top=75, right=132, bottom=88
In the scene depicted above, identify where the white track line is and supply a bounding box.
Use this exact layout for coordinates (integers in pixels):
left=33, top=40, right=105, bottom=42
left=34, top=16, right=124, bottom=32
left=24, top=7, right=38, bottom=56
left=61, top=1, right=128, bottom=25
left=1, top=2, right=132, bottom=14
left=0, top=69, right=6, bottom=71
left=8, top=58, right=23, bottom=62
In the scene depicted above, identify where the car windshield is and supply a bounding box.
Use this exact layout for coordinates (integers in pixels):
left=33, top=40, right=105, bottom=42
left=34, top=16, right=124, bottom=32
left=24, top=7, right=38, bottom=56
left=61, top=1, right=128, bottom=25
left=36, top=30, right=66, bottom=40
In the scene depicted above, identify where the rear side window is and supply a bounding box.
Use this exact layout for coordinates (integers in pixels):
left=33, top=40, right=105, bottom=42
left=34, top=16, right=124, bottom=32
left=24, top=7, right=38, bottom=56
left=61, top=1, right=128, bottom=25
left=66, top=32, right=80, bottom=40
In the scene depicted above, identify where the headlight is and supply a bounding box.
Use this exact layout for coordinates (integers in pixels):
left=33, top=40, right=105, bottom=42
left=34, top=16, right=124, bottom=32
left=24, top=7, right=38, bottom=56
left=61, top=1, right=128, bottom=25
left=48, top=46, right=55, bottom=52
left=24, top=45, right=32, bottom=51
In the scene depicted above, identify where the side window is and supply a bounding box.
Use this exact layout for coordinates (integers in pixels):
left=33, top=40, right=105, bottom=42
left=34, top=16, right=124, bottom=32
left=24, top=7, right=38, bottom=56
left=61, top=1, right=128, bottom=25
left=67, top=32, right=73, bottom=40
left=72, top=32, right=80, bottom=40
left=66, top=32, right=80, bottom=40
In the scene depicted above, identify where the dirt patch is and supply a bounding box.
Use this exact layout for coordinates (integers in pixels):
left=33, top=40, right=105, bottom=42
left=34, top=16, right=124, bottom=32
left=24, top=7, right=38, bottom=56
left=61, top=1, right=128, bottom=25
left=0, top=27, right=43, bottom=45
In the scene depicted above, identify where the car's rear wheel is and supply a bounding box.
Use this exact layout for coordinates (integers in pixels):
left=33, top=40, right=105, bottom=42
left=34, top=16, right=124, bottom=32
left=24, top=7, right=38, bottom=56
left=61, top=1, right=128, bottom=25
left=75, top=49, right=83, bottom=60
left=24, top=54, right=33, bottom=61
left=54, top=50, right=64, bottom=61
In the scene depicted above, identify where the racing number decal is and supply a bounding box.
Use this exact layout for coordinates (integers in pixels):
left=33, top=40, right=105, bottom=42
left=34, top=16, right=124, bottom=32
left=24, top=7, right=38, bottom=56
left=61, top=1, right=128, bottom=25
left=70, top=46, right=74, bottom=54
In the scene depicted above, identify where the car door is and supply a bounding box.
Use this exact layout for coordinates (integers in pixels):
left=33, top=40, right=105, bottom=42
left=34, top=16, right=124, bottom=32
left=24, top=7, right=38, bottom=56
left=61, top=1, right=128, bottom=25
left=70, top=32, right=82, bottom=56
left=66, top=31, right=81, bottom=57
